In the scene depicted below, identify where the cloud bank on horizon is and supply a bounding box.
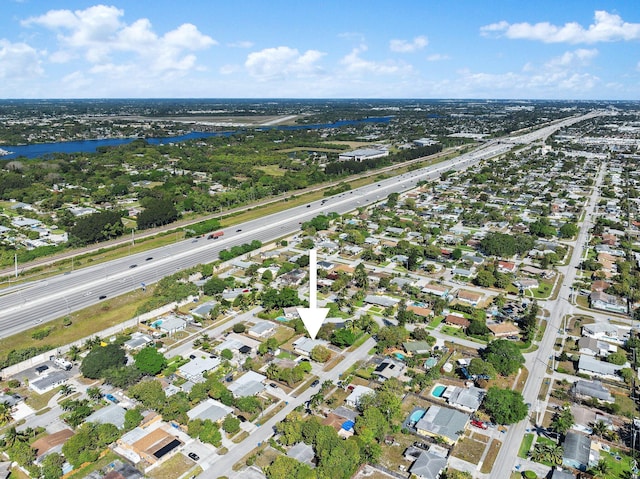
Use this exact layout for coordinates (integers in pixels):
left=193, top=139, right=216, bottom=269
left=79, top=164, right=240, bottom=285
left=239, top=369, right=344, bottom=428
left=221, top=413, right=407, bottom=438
left=1, top=1, right=639, bottom=99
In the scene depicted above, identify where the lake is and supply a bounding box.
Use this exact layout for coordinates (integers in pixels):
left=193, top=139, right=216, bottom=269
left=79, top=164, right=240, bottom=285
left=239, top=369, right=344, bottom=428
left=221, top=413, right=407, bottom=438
left=0, top=116, right=392, bottom=160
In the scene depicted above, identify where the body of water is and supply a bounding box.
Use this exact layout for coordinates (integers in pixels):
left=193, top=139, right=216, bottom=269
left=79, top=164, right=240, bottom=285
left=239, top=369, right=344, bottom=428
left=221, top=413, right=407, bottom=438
left=0, top=116, right=392, bottom=160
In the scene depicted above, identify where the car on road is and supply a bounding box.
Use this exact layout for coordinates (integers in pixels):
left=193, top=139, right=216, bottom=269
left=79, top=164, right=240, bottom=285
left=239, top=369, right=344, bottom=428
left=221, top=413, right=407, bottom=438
left=188, top=452, right=199, bottom=461
left=236, top=228, right=242, bottom=232
left=129, top=264, right=137, bottom=269
left=471, top=419, right=487, bottom=430
left=145, top=257, right=153, bottom=261
left=98, top=295, right=107, bottom=300
left=306, top=204, right=311, bottom=208
left=311, top=379, right=320, bottom=387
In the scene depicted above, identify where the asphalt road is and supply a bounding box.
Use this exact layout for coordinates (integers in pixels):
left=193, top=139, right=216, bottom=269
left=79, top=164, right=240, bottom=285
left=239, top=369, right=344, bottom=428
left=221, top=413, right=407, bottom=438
left=488, top=159, right=605, bottom=479
left=0, top=112, right=601, bottom=341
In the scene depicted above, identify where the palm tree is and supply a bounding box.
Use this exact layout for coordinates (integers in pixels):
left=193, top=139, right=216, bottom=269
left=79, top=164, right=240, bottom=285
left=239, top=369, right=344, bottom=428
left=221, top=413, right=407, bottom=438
left=3, top=426, right=29, bottom=447
left=589, top=459, right=611, bottom=478
left=59, top=384, right=75, bottom=396
left=86, top=387, right=102, bottom=401
left=590, top=420, right=608, bottom=438
left=67, top=345, right=81, bottom=361
left=0, top=402, right=13, bottom=426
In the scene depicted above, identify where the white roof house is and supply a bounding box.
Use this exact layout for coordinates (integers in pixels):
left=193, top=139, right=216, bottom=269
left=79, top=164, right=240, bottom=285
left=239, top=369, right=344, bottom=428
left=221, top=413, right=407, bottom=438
left=177, top=356, right=221, bottom=382
left=345, top=385, right=374, bottom=408
left=187, top=399, right=233, bottom=423
left=248, top=321, right=277, bottom=339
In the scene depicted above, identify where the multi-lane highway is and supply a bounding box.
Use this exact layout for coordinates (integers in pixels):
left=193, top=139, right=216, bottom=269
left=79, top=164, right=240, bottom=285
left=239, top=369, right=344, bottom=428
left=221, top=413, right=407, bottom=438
left=0, top=112, right=601, bottom=340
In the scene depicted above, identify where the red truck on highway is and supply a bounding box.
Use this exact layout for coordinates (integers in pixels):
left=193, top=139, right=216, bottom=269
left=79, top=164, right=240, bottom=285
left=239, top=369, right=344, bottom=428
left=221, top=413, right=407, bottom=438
left=207, top=231, right=224, bottom=239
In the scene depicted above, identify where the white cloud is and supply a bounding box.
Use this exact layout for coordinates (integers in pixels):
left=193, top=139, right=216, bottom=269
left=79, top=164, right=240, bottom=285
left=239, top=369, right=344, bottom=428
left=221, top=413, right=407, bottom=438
left=245, top=46, right=326, bottom=80
left=481, top=10, right=640, bottom=44
left=23, top=5, right=216, bottom=71
left=426, top=53, right=449, bottom=61
left=389, top=35, right=428, bottom=52
left=0, top=39, right=43, bottom=79
left=340, top=45, right=412, bottom=75
left=545, top=48, right=598, bottom=68
left=228, top=41, right=254, bottom=48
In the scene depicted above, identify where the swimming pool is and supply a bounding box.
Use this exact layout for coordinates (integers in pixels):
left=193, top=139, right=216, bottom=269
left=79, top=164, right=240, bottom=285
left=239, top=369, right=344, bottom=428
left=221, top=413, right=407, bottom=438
left=432, top=385, right=447, bottom=398
left=275, top=316, right=287, bottom=322
left=151, top=320, right=163, bottom=328
left=395, top=352, right=405, bottom=360
left=409, top=409, right=425, bottom=423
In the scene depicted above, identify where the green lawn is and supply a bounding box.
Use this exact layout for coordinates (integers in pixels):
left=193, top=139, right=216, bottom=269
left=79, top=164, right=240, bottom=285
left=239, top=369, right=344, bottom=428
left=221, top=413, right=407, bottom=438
left=590, top=447, right=634, bottom=478
left=427, top=316, right=444, bottom=330
left=441, top=325, right=486, bottom=344
left=518, top=433, right=534, bottom=458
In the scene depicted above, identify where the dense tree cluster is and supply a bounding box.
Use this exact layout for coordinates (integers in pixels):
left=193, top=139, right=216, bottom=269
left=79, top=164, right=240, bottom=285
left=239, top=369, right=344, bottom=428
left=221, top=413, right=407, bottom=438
left=69, top=210, right=125, bottom=245
left=480, top=340, right=525, bottom=376
left=137, top=198, right=179, bottom=229
left=480, top=232, right=535, bottom=258
left=62, top=422, right=120, bottom=467
left=482, top=387, right=528, bottom=424
left=218, top=240, right=262, bottom=261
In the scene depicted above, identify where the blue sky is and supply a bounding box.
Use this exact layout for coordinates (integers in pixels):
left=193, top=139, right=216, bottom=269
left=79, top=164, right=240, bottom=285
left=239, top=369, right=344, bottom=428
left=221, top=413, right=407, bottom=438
left=1, top=0, right=639, bottom=99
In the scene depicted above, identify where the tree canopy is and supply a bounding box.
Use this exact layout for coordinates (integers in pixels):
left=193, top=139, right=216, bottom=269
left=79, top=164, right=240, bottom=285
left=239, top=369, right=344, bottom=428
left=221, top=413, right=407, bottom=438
left=134, top=346, right=167, bottom=375
left=80, top=343, right=127, bottom=379
left=481, top=339, right=525, bottom=376
left=482, top=387, right=528, bottom=424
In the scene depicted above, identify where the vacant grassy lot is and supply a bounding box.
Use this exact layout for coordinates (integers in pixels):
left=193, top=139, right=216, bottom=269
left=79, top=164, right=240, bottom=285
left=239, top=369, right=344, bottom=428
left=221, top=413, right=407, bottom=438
left=147, top=453, right=194, bottom=479
left=452, top=433, right=486, bottom=465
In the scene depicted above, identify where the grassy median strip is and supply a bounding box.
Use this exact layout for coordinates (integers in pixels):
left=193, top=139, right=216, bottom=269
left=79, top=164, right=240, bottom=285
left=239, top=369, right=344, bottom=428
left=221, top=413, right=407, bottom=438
left=0, top=289, right=151, bottom=361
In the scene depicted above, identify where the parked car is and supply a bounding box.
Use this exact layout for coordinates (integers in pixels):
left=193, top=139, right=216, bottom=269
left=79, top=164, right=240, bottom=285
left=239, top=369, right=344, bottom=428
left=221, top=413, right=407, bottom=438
left=188, top=452, right=199, bottom=461
left=471, top=419, right=487, bottom=430
left=311, top=379, right=320, bottom=387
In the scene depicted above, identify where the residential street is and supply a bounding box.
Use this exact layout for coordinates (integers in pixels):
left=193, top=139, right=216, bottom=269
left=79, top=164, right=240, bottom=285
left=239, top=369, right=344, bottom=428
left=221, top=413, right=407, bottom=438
left=489, top=161, right=605, bottom=478
left=193, top=337, right=377, bottom=477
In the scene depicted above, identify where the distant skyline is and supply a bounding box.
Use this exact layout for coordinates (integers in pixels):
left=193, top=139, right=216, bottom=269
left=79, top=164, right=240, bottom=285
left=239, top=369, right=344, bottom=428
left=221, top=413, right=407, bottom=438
left=1, top=0, right=639, bottom=100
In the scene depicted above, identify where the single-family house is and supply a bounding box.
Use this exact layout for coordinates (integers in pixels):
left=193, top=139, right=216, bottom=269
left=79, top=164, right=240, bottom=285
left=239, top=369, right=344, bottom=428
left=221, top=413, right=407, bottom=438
left=422, top=283, right=450, bottom=298
left=287, top=442, right=315, bottom=468
left=228, top=371, right=266, bottom=398
left=571, top=380, right=614, bottom=403
left=577, top=355, right=626, bottom=381
left=444, top=315, right=470, bottom=329
left=345, top=385, right=374, bottom=408
left=582, top=323, right=629, bottom=344
left=31, top=429, right=74, bottom=462
left=562, top=432, right=599, bottom=472
left=403, top=341, right=432, bottom=355
left=248, top=321, right=277, bottom=339
left=444, top=386, right=486, bottom=413
left=487, top=322, right=520, bottom=338
left=415, top=406, right=469, bottom=444
left=187, top=398, right=234, bottom=423
left=577, top=337, right=617, bottom=357
left=85, top=403, right=127, bottom=429
left=456, top=290, right=482, bottom=306
left=124, top=332, right=153, bottom=351
left=409, top=449, right=448, bottom=479
left=293, top=337, right=328, bottom=356
left=372, top=357, right=405, bottom=381
left=364, top=295, right=399, bottom=308
left=177, top=356, right=221, bottom=382
left=117, top=426, right=183, bottom=465
left=497, top=261, right=517, bottom=273
left=156, top=315, right=187, bottom=335
left=589, top=291, right=627, bottom=314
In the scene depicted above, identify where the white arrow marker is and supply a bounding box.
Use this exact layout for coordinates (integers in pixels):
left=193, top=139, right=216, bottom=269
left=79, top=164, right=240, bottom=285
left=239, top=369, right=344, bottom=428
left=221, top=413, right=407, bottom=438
left=297, top=249, right=329, bottom=340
